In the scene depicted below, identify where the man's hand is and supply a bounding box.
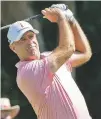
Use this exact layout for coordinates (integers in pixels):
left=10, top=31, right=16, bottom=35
left=41, top=7, right=66, bottom=23
left=50, top=4, right=75, bottom=23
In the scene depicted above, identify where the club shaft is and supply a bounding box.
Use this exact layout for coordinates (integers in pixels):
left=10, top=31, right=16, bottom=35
left=1, top=14, right=43, bottom=30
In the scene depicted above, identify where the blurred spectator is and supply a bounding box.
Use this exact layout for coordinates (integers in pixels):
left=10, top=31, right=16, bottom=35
left=0, top=98, right=20, bottom=119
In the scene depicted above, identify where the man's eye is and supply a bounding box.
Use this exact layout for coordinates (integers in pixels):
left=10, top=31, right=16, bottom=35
left=21, top=38, right=26, bottom=41
left=29, top=35, right=34, bottom=39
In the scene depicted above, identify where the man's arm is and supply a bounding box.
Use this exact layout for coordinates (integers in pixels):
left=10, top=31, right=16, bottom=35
left=68, top=19, right=92, bottom=68
left=49, top=4, right=92, bottom=68
left=42, top=8, right=75, bottom=73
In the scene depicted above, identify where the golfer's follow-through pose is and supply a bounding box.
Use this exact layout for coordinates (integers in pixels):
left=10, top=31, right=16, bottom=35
left=7, top=4, right=92, bottom=119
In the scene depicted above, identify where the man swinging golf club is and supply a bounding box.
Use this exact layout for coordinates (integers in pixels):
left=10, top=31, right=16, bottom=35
left=7, top=4, right=92, bottom=119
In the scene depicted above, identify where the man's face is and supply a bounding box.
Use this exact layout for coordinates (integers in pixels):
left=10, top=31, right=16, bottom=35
left=10, top=31, right=40, bottom=61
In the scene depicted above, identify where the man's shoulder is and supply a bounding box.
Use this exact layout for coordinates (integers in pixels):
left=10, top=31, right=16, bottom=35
left=15, top=60, right=35, bottom=69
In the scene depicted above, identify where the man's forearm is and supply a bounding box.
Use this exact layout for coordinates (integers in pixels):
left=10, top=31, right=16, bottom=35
left=67, top=19, right=92, bottom=67
left=70, top=19, right=92, bottom=57
left=54, top=18, right=75, bottom=61
left=57, top=18, right=75, bottom=49
left=48, top=17, right=75, bottom=73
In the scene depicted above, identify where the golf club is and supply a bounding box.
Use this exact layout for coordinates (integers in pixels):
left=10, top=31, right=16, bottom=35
left=1, top=14, right=43, bottom=30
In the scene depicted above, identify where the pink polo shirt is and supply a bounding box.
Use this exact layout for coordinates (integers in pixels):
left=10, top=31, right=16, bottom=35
left=16, top=52, right=92, bottom=119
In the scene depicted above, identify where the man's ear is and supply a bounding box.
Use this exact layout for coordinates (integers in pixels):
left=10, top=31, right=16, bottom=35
left=9, top=44, right=16, bottom=53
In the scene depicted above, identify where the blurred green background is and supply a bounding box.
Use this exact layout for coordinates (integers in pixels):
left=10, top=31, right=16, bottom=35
left=1, top=1, right=101, bottom=119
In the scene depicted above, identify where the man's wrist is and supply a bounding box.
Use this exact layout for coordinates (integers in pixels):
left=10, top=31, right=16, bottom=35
left=57, top=15, right=67, bottom=24
left=69, top=17, right=76, bottom=26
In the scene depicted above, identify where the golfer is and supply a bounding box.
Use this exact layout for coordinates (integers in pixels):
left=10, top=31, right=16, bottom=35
left=7, top=5, right=92, bottom=119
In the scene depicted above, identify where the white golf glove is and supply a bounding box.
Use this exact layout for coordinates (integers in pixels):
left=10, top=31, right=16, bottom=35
left=50, top=4, right=75, bottom=23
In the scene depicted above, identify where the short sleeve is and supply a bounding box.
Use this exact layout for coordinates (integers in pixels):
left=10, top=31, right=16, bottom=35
left=17, top=57, right=54, bottom=92
left=40, top=51, right=52, bottom=59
